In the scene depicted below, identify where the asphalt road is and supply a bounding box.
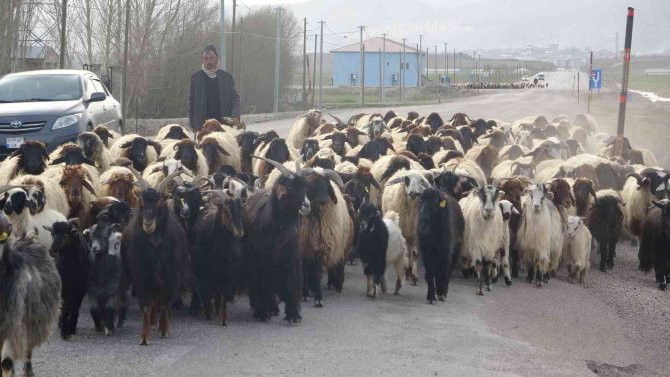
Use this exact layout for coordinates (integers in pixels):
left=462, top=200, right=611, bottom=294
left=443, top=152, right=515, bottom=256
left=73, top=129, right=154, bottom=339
left=30, top=74, right=669, bottom=377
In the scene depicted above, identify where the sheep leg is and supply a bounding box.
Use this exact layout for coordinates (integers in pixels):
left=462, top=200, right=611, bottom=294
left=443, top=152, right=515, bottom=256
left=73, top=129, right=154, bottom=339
left=158, top=304, right=170, bottom=337
left=1, top=340, right=14, bottom=377
left=301, top=260, right=310, bottom=302
left=567, top=265, right=574, bottom=283
left=483, top=260, right=492, bottom=292
left=140, top=304, right=152, bottom=346
left=90, top=306, right=103, bottom=332
left=535, top=268, right=544, bottom=288
left=426, top=269, right=437, bottom=304
left=149, top=303, right=159, bottom=328
left=474, top=260, right=484, bottom=296
left=102, top=305, right=115, bottom=336
left=200, top=285, right=213, bottom=321
left=436, top=269, right=447, bottom=301
left=654, top=250, right=668, bottom=291
left=393, top=258, right=405, bottom=295
left=330, top=261, right=345, bottom=293
left=22, top=349, right=33, bottom=377
left=598, top=239, right=608, bottom=272
left=579, top=268, right=586, bottom=285
left=218, top=298, right=228, bottom=327
left=380, top=273, right=388, bottom=294
left=310, top=259, right=324, bottom=308
left=607, top=238, right=616, bottom=270
left=116, top=274, right=131, bottom=327
left=366, top=275, right=375, bottom=297
left=411, top=250, right=419, bottom=286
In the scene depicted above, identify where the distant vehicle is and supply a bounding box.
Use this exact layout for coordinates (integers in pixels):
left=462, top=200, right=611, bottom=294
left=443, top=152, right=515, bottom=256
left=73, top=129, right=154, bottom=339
left=521, top=76, right=530, bottom=82
left=537, top=73, right=546, bottom=81
left=0, top=69, right=122, bottom=159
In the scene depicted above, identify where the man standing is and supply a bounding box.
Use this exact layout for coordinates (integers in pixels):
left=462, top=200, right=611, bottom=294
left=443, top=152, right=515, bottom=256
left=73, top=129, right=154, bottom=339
left=188, top=45, right=241, bottom=131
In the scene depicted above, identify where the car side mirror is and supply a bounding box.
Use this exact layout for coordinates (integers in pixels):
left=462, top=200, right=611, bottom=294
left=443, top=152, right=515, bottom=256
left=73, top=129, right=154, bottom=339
left=88, top=92, right=106, bottom=103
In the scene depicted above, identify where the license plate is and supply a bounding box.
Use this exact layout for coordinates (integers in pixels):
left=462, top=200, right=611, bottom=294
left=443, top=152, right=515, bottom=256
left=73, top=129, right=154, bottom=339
left=6, top=137, right=24, bottom=149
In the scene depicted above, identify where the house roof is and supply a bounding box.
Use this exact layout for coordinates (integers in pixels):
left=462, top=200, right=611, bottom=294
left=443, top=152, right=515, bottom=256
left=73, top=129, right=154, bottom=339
left=331, top=37, right=423, bottom=54
left=11, top=46, right=57, bottom=60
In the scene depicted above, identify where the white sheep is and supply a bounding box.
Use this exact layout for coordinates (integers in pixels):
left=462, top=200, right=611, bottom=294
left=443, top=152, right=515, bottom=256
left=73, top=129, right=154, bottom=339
left=8, top=175, right=69, bottom=216
left=286, top=109, right=323, bottom=149
left=383, top=170, right=432, bottom=283
left=155, top=123, right=194, bottom=141
left=200, top=132, right=242, bottom=174
left=459, top=185, right=505, bottom=295
left=563, top=216, right=592, bottom=284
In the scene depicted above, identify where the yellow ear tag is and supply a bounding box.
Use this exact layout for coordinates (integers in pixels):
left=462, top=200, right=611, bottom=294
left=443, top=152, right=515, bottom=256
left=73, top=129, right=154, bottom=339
left=439, top=200, right=447, bottom=208
left=0, top=232, right=9, bottom=241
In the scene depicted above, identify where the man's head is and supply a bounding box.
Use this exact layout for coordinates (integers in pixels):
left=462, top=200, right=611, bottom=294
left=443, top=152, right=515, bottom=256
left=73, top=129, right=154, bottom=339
left=202, top=45, right=219, bottom=70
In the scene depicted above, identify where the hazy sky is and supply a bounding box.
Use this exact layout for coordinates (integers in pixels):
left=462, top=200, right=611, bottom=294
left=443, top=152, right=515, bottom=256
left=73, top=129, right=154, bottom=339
left=229, top=0, right=670, bottom=54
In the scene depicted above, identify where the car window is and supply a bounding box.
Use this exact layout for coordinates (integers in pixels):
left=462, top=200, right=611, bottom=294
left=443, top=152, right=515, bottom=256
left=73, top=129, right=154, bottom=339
left=92, top=79, right=106, bottom=94
left=0, top=74, right=82, bottom=102
left=85, top=78, right=97, bottom=97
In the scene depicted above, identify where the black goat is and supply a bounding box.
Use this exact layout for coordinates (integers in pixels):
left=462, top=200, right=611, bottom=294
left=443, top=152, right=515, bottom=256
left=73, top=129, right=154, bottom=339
left=435, top=170, right=479, bottom=200
left=120, top=170, right=190, bottom=345
left=406, top=134, right=428, bottom=156
left=44, top=219, right=88, bottom=340
left=587, top=195, right=624, bottom=272
left=639, top=200, right=670, bottom=290
left=192, top=190, right=244, bottom=325
left=84, top=222, right=124, bottom=333
left=358, top=138, right=395, bottom=162
left=417, top=188, right=464, bottom=303
left=243, top=156, right=310, bottom=323
left=300, top=139, right=320, bottom=161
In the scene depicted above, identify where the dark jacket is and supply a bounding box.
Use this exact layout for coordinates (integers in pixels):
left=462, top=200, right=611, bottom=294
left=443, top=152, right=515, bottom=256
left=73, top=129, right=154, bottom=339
left=188, top=69, right=241, bottom=131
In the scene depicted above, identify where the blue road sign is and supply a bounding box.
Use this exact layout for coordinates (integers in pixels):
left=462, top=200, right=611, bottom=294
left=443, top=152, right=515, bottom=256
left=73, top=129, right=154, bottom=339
left=590, top=69, right=602, bottom=89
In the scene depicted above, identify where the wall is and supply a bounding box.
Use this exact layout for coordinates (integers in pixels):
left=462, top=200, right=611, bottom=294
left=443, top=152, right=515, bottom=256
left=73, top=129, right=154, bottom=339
left=332, top=51, right=425, bottom=87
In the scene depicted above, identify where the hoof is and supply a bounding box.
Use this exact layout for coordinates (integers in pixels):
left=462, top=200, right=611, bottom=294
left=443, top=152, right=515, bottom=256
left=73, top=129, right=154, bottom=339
left=140, top=338, right=148, bottom=346
left=218, top=320, right=227, bottom=327
left=485, top=285, right=491, bottom=292
left=104, top=327, right=112, bottom=336
left=504, top=277, right=512, bottom=286
left=491, top=276, right=499, bottom=284
left=335, top=288, right=342, bottom=293
left=284, top=314, right=302, bottom=324
left=427, top=298, right=436, bottom=304
left=476, top=289, right=484, bottom=296
left=438, top=295, right=445, bottom=302
left=393, top=289, right=400, bottom=295
left=302, top=297, right=309, bottom=303
left=314, top=300, right=324, bottom=308
left=366, top=293, right=376, bottom=298
left=658, top=282, right=667, bottom=291
left=411, top=277, right=418, bottom=286
left=536, top=281, right=543, bottom=288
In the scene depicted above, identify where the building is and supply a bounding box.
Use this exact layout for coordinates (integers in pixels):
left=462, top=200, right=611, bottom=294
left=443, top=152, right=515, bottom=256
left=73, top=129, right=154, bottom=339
left=644, top=68, right=670, bottom=76
left=11, top=45, right=58, bottom=71
left=330, top=37, right=426, bottom=88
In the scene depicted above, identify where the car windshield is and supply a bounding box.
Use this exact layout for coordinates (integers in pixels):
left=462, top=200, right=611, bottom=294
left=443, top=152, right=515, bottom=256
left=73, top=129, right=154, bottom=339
left=0, top=74, right=82, bottom=102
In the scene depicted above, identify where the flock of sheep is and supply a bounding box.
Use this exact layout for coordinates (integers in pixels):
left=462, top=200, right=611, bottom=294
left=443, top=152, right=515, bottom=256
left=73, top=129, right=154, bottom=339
left=0, top=107, right=668, bottom=376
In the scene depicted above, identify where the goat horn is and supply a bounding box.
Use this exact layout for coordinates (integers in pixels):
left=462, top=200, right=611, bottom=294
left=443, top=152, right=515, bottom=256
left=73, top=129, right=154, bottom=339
left=295, top=156, right=303, bottom=175
left=625, top=172, right=643, bottom=186
left=128, top=166, right=149, bottom=192
left=322, top=169, right=344, bottom=189
left=156, top=170, right=184, bottom=194
left=329, top=113, right=344, bottom=128
left=589, top=187, right=598, bottom=202
left=251, top=155, right=294, bottom=178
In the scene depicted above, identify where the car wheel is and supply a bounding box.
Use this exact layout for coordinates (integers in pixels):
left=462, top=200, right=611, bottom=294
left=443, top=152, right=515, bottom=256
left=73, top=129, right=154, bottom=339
left=87, top=123, right=93, bottom=131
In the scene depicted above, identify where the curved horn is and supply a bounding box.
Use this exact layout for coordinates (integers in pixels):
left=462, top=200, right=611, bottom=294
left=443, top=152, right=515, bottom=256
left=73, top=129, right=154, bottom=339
left=128, top=166, right=149, bottom=192
left=385, top=176, right=407, bottom=186
left=322, top=169, right=344, bottom=189
left=156, top=169, right=184, bottom=194
left=251, top=155, right=293, bottom=178
left=625, top=172, right=643, bottom=186
left=82, top=180, right=97, bottom=196
left=329, top=113, right=344, bottom=128
left=295, top=155, right=303, bottom=175
left=589, top=186, right=598, bottom=202
left=147, top=139, right=162, bottom=155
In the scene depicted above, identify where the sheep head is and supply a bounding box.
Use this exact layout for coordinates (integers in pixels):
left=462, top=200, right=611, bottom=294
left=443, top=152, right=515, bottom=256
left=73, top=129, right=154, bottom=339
left=476, top=184, right=503, bottom=220
left=51, top=143, right=96, bottom=167
left=299, top=167, right=343, bottom=208
left=103, top=171, right=136, bottom=203
left=60, top=165, right=96, bottom=209
left=363, top=117, right=389, bottom=139
left=165, top=125, right=190, bottom=140
left=206, top=189, right=245, bottom=238
left=173, top=139, right=200, bottom=173
left=300, top=139, right=320, bottom=161
left=566, top=216, right=585, bottom=238
left=119, top=136, right=161, bottom=171
left=321, top=132, right=350, bottom=156
left=573, top=178, right=598, bottom=217
left=78, top=132, right=104, bottom=160
left=11, top=140, right=49, bottom=175
left=93, top=125, right=115, bottom=147
left=386, top=171, right=431, bottom=200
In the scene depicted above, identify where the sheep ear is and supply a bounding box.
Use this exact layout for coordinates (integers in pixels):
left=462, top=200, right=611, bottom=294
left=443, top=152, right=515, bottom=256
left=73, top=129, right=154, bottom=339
left=512, top=207, right=520, bottom=215
left=42, top=225, right=53, bottom=232
left=119, top=141, right=133, bottom=149
left=546, top=192, right=555, bottom=201
left=385, top=176, right=406, bottom=186
left=51, top=157, right=65, bottom=165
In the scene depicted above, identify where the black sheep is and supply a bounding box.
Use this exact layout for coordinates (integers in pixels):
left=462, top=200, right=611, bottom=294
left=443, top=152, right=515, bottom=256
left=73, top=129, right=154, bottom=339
left=417, top=187, right=464, bottom=303
left=639, top=200, right=670, bottom=290
left=243, top=156, right=310, bottom=323
left=587, top=195, right=624, bottom=272
left=44, top=219, right=88, bottom=339
left=405, top=134, right=428, bottom=156
left=236, top=131, right=260, bottom=174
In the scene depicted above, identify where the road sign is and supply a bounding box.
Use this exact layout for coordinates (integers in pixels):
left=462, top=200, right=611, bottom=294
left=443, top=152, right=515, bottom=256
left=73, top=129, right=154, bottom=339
left=590, top=69, right=602, bottom=89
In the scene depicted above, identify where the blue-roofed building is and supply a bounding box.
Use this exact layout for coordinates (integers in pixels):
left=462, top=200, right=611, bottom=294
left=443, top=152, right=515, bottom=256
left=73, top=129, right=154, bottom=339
left=331, top=37, right=426, bottom=88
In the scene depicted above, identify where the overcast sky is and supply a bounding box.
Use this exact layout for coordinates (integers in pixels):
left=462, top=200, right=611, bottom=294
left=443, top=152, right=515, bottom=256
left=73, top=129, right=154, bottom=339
left=228, top=0, right=670, bottom=54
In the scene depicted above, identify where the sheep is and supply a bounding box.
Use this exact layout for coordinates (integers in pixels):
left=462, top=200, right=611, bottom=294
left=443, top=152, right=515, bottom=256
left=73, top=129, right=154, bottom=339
left=99, top=167, right=140, bottom=208
left=459, top=185, right=504, bottom=295
left=252, top=138, right=295, bottom=177
left=307, top=148, right=341, bottom=170
left=192, top=189, right=244, bottom=325
left=418, top=187, right=464, bottom=302
left=358, top=115, right=390, bottom=139
left=501, top=177, right=532, bottom=278
left=639, top=199, right=670, bottom=290
left=87, top=197, right=132, bottom=229
left=318, top=131, right=353, bottom=157
left=441, top=158, right=487, bottom=188
left=84, top=222, right=124, bottom=334
left=383, top=170, right=432, bottom=283
left=155, top=124, right=194, bottom=141
left=48, top=142, right=96, bottom=167
left=499, top=144, right=530, bottom=161
left=622, top=169, right=669, bottom=241
left=236, top=131, right=260, bottom=174
left=563, top=216, right=592, bottom=284
left=243, top=156, right=310, bottom=323
left=57, top=165, right=98, bottom=226
left=159, top=139, right=209, bottom=177
left=448, top=112, right=471, bottom=127
left=490, top=160, right=536, bottom=180
left=77, top=131, right=113, bottom=173
left=516, top=184, right=556, bottom=287
left=109, top=134, right=161, bottom=172
left=0, top=186, right=67, bottom=250
left=573, top=113, right=598, bottom=135
left=497, top=200, right=518, bottom=286
left=573, top=178, right=598, bottom=217
left=421, top=112, right=444, bottom=133
left=120, top=170, right=190, bottom=345
left=286, top=109, right=323, bottom=149
left=93, top=125, right=120, bottom=148
left=587, top=192, right=624, bottom=272
left=43, top=219, right=88, bottom=339
left=8, top=175, right=69, bottom=216
left=0, top=212, right=60, bottom=377
left=0, top=141, right=49, bottom=185
left=355, top=204, right=408, bottom=297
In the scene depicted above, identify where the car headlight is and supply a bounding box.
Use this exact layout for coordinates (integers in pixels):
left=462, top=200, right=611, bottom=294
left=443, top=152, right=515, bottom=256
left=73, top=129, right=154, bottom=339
left=52, top=113, right=82, bottom=130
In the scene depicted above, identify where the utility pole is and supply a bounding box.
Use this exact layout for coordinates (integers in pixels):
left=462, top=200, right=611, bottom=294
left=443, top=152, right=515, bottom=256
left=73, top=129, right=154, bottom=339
left=273, top=7, right=281, bottom=113
left=587, top=51, right=593, bottom=112
left=318, top=21, right=324, bottom=109
left=615, top=32, right=619, bottom=59
left=426, top=48, right=429, bottom=82
left=418, top=35, right=423, bottom=87
left=59, top=0, right=68, bottom=68
left=230, top=0, right=236, bottom=75
left=220, top=0, right=226, bottom=70
left=121, top=0, right=130, bottom=130
left=378, top=48, right=382, bottom=103
left=444, top=42, right=447, bottom=83
left=453, top=49, right=456, bottom=83
left=615, top=7, right=635, bottom=157
left=401, top=38, right=405, bottom=101
left=312, top=33, right=317, bottom=108
left=359, top=25, right=365, bottom=105
left=434, top=45, right=437, bottom=83
left=238, top=16, right=244, bottom=98
left=381, top=33, right=386, bottom=104
left=302, top=18, right=307, bottom=109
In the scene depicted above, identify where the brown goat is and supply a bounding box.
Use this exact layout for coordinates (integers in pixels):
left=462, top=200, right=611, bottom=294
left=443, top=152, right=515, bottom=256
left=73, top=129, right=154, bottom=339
left=475, top=145, right=499, bottom=179
left=573, top=163, right=599, bottom=186
left=549, top=178, right=575, bottom=220
left=101, top=169, right=139, bottom=208
left=572, top=178, right=598, bottom=217
left=59, top=165, right=97, bottom=225
left=501, top=176, right=532, bottom=278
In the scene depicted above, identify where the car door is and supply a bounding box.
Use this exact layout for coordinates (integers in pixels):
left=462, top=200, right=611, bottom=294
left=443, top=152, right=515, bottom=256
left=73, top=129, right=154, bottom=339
left=84, top=77, right=105, bottom=130
left=90, top=78, right=115, bottom=128
left=95, top=79, right=121, bottom=131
